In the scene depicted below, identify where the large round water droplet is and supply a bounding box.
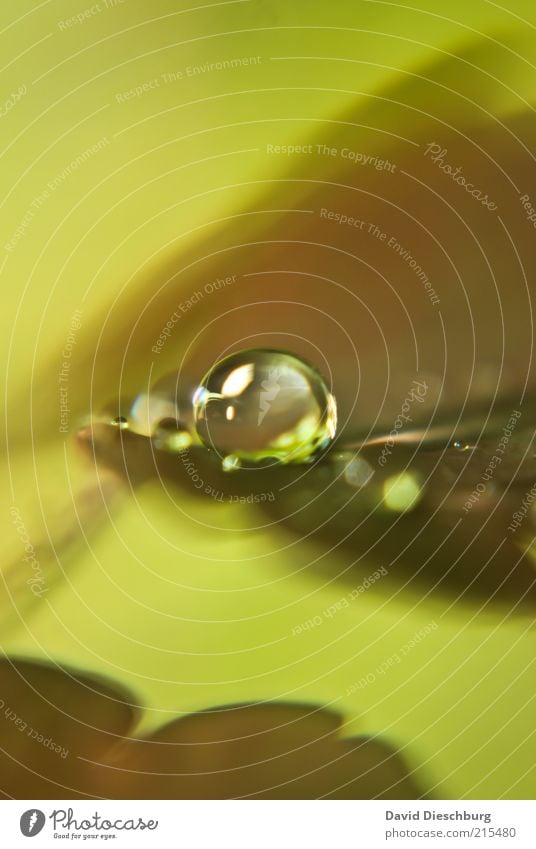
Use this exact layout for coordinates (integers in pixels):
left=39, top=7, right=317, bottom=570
left=193, top=349, right=337, bottom=466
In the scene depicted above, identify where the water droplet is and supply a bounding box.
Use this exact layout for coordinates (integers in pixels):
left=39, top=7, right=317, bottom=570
left=111, top=416, right=129, bottom=429
left=127, top=374, right=197, bottom=438
left=453, top=440, right=470, bottom=451
left=153, top=418, right=192, bottom=453
left=193, top=349, right=337, bottom=466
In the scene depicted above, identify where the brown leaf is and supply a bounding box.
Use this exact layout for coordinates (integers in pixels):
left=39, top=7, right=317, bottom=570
left=0, top=659, right=425, bottom=800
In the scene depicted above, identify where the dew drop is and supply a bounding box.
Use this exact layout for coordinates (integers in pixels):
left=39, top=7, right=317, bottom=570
left=127, top=374, right=196, bottom=438
left=111, top=416, right=129, bottom=429
left=153, top=418, right=192, bottom=453
left=193, top=348, right=337, bottom=466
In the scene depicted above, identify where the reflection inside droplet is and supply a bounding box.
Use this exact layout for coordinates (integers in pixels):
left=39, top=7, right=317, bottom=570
left=193, top=348, right=337, bottom=467
left=221, top=454, right=242, bottom=473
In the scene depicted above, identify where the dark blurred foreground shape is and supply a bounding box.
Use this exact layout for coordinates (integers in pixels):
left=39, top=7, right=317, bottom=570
left=0, top=658, right=426, bottom=799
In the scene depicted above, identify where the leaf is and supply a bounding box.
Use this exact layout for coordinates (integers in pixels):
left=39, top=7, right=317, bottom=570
left=0, top=659, right=425, bottom=800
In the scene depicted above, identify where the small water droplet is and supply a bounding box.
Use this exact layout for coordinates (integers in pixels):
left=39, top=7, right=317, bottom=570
left=193, top=348, right=337, bottom=467
left=153, top=418, right=192, bottom=453
left=127, top=374, right=197, bottom=437
left=111, top=416, right=129, bottom=429
left=453, top=440, right=469, bottom=451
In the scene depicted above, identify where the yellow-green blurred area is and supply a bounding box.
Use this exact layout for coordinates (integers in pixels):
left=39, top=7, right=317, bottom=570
left=1, top=0, right=535, bottom=799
